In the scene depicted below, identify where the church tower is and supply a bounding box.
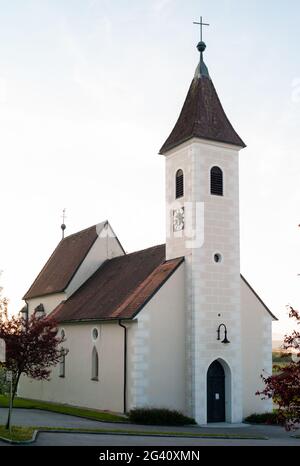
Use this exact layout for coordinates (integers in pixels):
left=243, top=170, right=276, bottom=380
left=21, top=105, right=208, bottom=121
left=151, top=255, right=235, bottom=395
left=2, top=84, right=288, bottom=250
left=160, top=30, right=246, bottom=424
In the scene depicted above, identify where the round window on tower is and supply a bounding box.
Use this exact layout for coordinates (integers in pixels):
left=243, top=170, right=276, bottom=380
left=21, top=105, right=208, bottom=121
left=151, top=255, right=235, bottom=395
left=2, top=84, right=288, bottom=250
left=214, top=253, right=223, bottom=264
left=92, top=328, right=99, bottom=341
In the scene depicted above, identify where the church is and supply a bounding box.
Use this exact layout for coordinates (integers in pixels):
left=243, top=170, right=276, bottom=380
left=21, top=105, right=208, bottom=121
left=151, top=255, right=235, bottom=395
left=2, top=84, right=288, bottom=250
left=19, top=32, right=277, bottom=425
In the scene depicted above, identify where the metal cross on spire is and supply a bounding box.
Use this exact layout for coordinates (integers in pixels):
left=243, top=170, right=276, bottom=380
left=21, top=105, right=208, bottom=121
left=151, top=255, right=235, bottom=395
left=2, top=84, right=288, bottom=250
left=62, top=208, right=66, bottom=224
left=193, top=16, right=210, bottom=42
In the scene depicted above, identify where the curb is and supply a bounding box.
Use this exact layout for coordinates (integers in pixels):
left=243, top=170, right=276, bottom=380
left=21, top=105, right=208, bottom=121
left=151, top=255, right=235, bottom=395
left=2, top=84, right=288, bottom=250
left=0, top=429, right=269, bottom=444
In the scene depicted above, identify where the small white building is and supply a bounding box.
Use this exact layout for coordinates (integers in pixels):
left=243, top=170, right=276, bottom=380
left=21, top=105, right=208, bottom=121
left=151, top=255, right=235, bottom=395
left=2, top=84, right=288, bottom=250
left=19, top=38, right=277, bottom=424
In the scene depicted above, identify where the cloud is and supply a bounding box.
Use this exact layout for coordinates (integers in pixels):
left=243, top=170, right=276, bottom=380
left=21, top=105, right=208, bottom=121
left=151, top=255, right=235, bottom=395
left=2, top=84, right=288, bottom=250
left=0, top=78, right=8, bottom=104
left=88, top=15, right=112, bottom=42
left=57, top=15, right=116, bottom=104
left=88, top=0, right=99, bottom=9
left=153, top=0, right=174, bottom=13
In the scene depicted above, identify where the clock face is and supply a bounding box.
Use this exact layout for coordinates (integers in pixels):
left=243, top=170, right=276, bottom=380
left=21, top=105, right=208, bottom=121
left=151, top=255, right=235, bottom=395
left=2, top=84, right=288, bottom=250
left=173, top=208, right=185, bottom=232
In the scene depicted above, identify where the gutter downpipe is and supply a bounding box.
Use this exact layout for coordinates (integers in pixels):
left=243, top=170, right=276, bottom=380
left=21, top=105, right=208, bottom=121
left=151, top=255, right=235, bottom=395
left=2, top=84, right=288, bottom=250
left=118, top=320, right=127, bottom=414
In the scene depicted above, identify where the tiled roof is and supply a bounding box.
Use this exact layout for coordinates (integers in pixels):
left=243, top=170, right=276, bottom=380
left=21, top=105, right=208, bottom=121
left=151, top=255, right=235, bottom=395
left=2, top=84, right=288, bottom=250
left=160, top=72, right=246, bottom=154
left=50, top=244, right=184, bottom=323
left=23, top=224, right=102, bottom=300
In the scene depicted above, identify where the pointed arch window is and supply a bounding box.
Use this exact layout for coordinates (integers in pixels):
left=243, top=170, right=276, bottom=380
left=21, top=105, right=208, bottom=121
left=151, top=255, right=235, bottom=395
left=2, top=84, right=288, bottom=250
left=176, top=169, right=184, bottom=199
left=91, top=346, right=99, bottom=381
left=210, top=167, right=223, bottom=196
left=59, top=348, right=66, bottom=378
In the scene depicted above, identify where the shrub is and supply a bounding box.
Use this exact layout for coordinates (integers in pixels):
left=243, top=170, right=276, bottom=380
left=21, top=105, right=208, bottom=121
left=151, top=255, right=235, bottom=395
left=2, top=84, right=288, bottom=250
left=244, top=411, right=284, bottom=426
left=128, top=407, right=196, bottom=426
left=272, top=352, right=292, bottom=364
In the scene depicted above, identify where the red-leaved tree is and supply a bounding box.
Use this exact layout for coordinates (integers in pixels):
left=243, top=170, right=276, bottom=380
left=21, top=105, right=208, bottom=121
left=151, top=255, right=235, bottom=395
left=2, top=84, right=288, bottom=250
left=0, top=283, right=8, bottom=318
left=0, top=310, right=64, bottom=429
left=257, top=306, right=300, bottom=430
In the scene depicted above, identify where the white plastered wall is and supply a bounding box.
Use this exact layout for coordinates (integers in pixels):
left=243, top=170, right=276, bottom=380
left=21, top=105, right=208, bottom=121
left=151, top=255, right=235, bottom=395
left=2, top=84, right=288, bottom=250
left=127, top=263, right=186, bottom=413
left=65, top=222, right=124, bottom=298
left=165, top=138, right=243, bottom=424
left=27, top=293, right=66, bottom=316
left=241, top=278, right=273, bottom=417
left=20, top=266, right=186, bottom=414
left=18, top=322, right=125, bottom=412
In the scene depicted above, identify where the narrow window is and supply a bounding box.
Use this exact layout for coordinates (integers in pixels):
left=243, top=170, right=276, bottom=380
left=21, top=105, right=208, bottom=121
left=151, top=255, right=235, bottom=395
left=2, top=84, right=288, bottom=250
left=59, top=348, right=66, bottom=378
left=210, top=167, right=223, bottom=196
left=176, top=170, right=184, bottom=199
left=91, top=346, right=99, bottom=381
left=92, top=328, right=99, bottom=341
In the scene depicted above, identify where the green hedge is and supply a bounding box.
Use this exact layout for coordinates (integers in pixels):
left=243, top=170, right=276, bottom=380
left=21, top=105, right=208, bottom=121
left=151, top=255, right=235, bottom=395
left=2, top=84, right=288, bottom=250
left=129, top=408, right=196, bottom=426
left=244, top=411, right=283, bottom=425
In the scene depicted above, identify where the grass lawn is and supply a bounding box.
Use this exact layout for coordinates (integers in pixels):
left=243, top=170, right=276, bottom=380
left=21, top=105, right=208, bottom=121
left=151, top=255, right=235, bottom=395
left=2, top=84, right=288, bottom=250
left=0, top=426, right=35, bottom=442
left=0, top=395, right=126, bottom=423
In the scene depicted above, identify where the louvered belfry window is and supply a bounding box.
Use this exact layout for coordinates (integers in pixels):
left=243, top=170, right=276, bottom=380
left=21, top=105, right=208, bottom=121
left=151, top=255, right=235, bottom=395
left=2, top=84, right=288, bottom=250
left=176, top=170, right=184, bottom=199
left=210, top=167, right=223, bottom=196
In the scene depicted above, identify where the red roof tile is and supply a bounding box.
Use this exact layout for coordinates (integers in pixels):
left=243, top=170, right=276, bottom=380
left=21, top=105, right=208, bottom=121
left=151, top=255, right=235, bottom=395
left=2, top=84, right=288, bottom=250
left=160, top=74, right=246, bottom=154
left=50, top=244, right=184, bottom=322
left=23, top=224, right=100, bottom=300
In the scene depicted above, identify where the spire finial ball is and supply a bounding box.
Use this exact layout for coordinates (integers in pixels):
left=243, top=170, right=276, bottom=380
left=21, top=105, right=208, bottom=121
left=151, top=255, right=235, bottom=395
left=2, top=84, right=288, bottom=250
left=197, top=41, right=206, bottom=53
left=61, top=224, right=66, bottom=231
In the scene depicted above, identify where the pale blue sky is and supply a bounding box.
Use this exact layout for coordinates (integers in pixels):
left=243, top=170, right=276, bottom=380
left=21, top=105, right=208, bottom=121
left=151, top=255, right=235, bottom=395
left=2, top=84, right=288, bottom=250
left=0, top=0, right=300, bottom=338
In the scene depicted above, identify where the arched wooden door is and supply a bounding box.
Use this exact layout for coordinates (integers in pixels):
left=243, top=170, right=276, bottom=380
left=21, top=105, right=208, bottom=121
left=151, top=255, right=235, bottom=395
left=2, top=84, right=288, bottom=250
left=207, top=360, right=225, bottom=423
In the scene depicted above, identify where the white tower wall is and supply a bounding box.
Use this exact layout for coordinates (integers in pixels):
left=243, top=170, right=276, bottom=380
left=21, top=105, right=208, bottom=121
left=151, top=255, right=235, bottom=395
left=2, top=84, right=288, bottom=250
left=165, top=138, right=243, bottom=424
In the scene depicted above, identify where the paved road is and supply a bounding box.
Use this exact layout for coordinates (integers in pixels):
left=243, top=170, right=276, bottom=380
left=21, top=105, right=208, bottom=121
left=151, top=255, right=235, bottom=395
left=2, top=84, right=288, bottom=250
left=0, top=408, right=299, bottom=446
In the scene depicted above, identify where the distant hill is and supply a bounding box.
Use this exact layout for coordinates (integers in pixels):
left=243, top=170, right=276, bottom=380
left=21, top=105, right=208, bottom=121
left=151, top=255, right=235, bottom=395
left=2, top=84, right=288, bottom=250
left=272, top=339, right=284, bottom=350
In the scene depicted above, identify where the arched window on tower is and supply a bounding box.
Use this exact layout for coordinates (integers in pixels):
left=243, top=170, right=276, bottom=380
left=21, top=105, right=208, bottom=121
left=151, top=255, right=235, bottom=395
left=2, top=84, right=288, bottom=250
left=210, top=167, right=223, bottom=196
left=176, top=169, right=184, bottom=199
left=91, top=346, right=99, bottom=381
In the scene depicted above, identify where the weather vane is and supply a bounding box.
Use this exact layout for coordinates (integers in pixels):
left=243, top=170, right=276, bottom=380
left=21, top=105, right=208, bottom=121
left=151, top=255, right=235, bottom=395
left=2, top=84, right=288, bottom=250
left=61, top=208, right=67, bottom=239
left=193, top=16, right=210, bottom=43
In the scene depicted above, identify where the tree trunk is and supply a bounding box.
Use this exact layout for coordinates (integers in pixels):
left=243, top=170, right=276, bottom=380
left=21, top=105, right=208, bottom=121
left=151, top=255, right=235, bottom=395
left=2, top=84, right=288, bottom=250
left=5, top=371, right=21, bottom=430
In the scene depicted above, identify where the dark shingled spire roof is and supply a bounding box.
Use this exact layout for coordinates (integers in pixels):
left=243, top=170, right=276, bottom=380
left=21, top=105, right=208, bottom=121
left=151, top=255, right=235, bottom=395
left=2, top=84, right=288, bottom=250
left=159, top=42, right=246, bottom=154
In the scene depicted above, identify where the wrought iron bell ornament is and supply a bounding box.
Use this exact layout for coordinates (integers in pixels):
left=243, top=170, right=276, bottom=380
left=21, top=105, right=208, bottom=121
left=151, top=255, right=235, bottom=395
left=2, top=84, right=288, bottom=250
left=217, top=324, right=230, bottom=344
